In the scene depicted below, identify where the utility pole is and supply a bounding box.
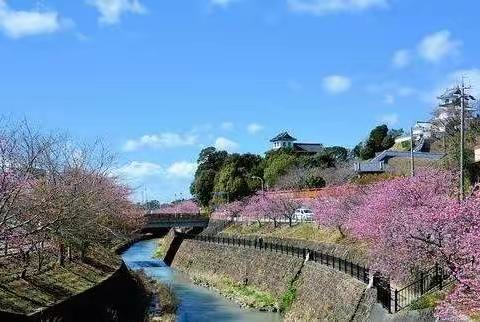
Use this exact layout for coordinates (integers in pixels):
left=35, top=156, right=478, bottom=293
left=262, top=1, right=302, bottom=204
left=410, top=127, right=415, bottom=177
left=460, top=79, right=465, bottom=201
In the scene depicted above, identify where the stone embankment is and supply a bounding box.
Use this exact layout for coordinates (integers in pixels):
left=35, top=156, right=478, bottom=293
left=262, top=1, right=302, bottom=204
left=168, top=234, right=377, bottom=321
left=0, top=263, right=149, bottom=322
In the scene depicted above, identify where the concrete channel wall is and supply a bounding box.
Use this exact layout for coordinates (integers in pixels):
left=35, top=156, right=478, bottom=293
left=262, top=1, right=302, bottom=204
left=170, top=236, right=377, bottom=321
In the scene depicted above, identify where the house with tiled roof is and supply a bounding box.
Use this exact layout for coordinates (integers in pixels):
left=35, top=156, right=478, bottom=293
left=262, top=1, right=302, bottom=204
left=270, top=131, right=324, bottom=154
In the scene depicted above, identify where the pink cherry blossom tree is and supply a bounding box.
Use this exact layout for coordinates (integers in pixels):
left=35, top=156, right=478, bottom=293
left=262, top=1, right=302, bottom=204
left=312, top=184, right=365, bottom=238
left=152, top=200, right=200, bottom=215
left=212, top=200, right=244, bottom=221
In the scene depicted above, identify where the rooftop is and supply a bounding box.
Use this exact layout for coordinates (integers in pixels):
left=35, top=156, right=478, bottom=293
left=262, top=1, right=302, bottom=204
left=294, top=143, right=324, bottom=153
left=270, top=131, right=297, bottom=142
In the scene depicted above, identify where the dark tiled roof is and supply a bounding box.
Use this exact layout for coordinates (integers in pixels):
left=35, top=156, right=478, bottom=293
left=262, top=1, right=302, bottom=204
left=293, top=143, right=324, bottom=153
left=270, top=132, right=297, bottom=142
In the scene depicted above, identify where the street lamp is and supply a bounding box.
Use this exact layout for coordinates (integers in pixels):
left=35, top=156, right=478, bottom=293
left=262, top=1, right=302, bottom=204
left=251, top=175, right=265, bottom=192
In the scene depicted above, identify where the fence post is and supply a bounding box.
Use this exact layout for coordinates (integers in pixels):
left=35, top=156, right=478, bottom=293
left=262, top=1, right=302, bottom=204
left=394, top=289, right=398, bottom=313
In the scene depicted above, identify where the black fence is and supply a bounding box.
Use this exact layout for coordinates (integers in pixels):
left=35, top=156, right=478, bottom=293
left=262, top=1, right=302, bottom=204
left=181, top=233, right=453, bottom=314
left=393, top=264, right=453, bottom=312
left=181, top=233, right=370, bottom=284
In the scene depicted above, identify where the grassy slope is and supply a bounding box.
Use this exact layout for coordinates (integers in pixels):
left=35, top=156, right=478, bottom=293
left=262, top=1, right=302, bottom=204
left=221, top=222, right=366, bottom=250
left=0, top=245, right=121, bottom=314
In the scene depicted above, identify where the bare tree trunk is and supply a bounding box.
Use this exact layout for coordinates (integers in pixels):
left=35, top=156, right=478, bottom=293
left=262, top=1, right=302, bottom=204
left=338, top=225, right=346, bottom=239
left=67, top=246, right=72, bottom=262
left=4, top=239, right=7, bottom=256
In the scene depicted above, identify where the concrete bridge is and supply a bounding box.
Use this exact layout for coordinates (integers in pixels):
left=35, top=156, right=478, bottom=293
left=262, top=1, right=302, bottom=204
left=142, top=213, right=209, bottom=234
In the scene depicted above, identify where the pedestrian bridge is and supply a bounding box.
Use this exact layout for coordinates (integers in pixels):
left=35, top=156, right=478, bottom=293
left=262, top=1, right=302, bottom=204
left=143, top=213, right=210, bottom=233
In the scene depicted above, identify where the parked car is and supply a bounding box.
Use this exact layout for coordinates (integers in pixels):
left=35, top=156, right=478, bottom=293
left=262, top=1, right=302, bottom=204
left=294, top=208, right=314, bottom=222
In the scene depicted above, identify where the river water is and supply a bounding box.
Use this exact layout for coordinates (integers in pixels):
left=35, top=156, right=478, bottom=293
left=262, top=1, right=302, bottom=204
left=121, top=239, right=283, bottom=322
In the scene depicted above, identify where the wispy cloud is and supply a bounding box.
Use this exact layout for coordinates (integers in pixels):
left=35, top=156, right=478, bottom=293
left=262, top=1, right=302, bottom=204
left=221, top=122, right=234, bottom=131
left=288, top=0, right=389, bottom=15
left=392, top=49, right=412, bottom=68
left=418, top=30, right=462, bottom=63
left=383, top=94, right=395, bottom=105
left=392, top=30, right=462, bottom=67
left=123, top=133, right=198, bottom=152
left=210, top=0, right=240, bottom=8
left=214, top=137, right=239, bottom=152
left=322, top=75, right=351, bottom=94
left=86, top=0, right=147, bottom=25
left=114, top=160, right=197, bottom=180
left=247, top=123, right=264, bottom=135
left=0, top=1, right=71, bottom=38
left=114, top=161, right=164, bottom=179
left=166, top=161, right=197, bottom=179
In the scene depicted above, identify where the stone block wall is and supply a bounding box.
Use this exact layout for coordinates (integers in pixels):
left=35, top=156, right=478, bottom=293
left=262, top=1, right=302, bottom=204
left=171, top=239, right=377, bottom=320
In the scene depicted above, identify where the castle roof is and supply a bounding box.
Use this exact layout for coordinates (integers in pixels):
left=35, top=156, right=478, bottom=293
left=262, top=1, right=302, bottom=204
left=270, top=132, right=297, bottom=142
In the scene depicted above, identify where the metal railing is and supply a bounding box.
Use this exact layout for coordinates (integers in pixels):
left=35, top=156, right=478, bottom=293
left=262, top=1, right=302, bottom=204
left=393, top=264, right=453, bottom=312
left=181, top=233, right=370, bottom=284
left=181, top=233, right=453, bottom=313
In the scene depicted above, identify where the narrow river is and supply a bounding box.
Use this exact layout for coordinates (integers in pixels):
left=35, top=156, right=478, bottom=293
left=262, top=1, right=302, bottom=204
left=122, top=239, right=283, bottom=322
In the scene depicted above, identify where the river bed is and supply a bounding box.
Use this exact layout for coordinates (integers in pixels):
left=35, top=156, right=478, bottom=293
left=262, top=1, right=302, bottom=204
left=121, top=239, right=283, bottom=322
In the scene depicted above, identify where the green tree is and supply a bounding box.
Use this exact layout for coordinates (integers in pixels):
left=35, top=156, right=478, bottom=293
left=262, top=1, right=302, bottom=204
left=212, top=153, right=263, bottom=203
left=191, top=147, right=229, bottom=206
left=324, top=146, right=349, bottom=162
left=304, top=175, right=326, bottom=189
left=359, top=124, right=397, bottom=160
left=190, top=169, right=216, bottom=206
left=263, top=150, right=297, bottom=187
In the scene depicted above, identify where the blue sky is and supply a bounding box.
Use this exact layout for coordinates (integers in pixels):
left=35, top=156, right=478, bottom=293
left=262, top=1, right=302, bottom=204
left=1, top=0, right=479, bottom=202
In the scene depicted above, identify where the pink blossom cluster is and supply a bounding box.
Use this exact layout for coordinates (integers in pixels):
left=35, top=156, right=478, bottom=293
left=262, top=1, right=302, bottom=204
left=311, top=170, right=480, bottom=320
left=153, top=200, right=200, bottom=215
left=213, top=169, right=480, bottom=319
left=213, top=192, right=302, bottom=226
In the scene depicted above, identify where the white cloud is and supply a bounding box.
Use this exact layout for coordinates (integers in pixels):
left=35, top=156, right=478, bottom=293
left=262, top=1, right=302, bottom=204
left=114, top=160, right=197, bottom=181
left=392, top=49, right=411, bottom=68
left=221, top=122, right=234, bottom=131
left=214, top=137, right=239, bottom=152
left=288, top=0, right=389, bottom=15
left=123, top=133, right=197, bottom=152
left=379, top=113, right=399, bottom=126
left=114, top=161, right=164, bottom=179
left=166, top=161, right=197, bottom=179
left=322, top=75, right=351, bottom=94
left=418, top=30, right=461, bottom=63
left=0, top=1, right=68, bottom=38
left=87, top=0, right=147, bottom=25
left=247, top=123, right=264, bottom=135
